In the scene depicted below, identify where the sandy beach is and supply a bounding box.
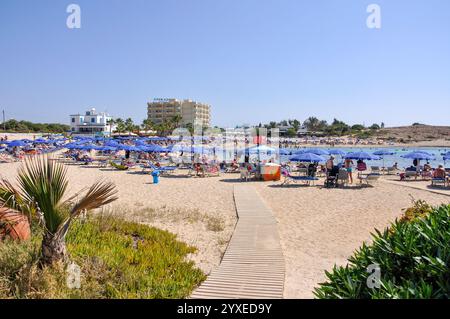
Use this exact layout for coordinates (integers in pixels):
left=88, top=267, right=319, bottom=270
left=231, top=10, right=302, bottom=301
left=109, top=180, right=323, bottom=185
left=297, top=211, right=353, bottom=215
left=1, top=158, right=448, bottom=298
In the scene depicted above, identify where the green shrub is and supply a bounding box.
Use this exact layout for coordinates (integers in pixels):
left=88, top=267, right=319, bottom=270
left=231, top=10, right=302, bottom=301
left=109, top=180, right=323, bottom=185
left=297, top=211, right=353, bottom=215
left=314, top=204, right=450, bottom=299
left=0, top=215, right=205, bottom=299
left=400, top=199, right=433, bottom=223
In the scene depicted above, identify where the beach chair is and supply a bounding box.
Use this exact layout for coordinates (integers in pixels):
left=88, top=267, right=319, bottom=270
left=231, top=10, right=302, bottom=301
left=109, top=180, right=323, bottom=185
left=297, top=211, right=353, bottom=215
left=431, top=178, right=446, bottom=188
left=149, top=164, right=177, bottom=175
left=203, top=164, right=220, bottom=177
left=358, top=173, right=381, bottom=186
left=402, top=170, right=418, bottom=180
left=224, top=164, right=239, bottom=173
left=337, top=169, right=349, bottom=187
left=281, top=169, right=319, bottom=186
left=240, top=167, right=250, bottom=181
left=324, top=166, right=339, bottom=188
left=386, top=166, right=398, bottom=175
left=370, top=166, right=381, bottom=174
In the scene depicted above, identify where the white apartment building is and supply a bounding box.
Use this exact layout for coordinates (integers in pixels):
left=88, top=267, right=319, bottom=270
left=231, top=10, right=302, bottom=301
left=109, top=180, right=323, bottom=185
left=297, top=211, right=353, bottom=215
left=147, top=98, right=211, bottom=127
left=69, top=108, right=115, bottom=135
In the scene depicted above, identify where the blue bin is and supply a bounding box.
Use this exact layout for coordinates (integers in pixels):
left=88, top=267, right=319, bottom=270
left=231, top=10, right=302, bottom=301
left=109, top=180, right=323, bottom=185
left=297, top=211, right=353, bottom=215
left=151, top=170, right=160, bottom=184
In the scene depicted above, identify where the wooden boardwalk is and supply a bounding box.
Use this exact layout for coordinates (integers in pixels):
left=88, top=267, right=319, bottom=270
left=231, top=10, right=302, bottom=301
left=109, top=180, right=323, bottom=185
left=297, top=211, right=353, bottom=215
left=191, top=185, right=285, bottom=299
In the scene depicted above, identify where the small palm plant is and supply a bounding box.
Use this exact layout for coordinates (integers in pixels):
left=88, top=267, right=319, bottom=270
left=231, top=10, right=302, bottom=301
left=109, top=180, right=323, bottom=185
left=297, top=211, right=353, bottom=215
left=0, top=155, right=118, bottom=265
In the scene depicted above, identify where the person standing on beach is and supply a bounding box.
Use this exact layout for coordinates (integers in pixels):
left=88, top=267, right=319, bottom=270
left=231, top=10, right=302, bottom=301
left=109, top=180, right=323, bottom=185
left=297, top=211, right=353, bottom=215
left=326, top=156, right=334, bottom=171
left=345, top=158, right=354, bottom=184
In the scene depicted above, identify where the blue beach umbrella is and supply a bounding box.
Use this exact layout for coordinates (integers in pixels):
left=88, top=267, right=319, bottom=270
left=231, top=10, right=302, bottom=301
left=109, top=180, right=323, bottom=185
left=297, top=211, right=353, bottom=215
left=289, top=152, right=326, bottom=163
left=97, top=146, right=117, bottom=152
left=295, top=148, right=330, bottom=156
left=401, top=152, right=436, bottom=161
left=345, top=151, right=380, bottom=160
left=328, top=149, right=346, bottom=156
left=7, top=140, right=29, bottom=147
left=411, top=150, right=434, bottom=156
left=279, top=148, right=291, bottom=156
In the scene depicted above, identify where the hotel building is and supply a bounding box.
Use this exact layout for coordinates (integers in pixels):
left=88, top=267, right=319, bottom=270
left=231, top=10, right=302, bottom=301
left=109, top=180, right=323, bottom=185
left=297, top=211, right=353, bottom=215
left=147, top=98, right=211, bottom=127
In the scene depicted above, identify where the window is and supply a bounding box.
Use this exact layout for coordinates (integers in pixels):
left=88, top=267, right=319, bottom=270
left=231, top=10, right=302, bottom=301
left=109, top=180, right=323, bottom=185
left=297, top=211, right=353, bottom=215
left=71, top=118, right=75, bottom=123
left=91, top=118, right=95, bottom=123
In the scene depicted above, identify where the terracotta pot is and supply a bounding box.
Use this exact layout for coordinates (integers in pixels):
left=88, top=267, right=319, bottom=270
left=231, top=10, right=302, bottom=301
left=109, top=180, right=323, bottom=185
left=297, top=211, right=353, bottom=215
left=0, top=208, right=31, bottom=241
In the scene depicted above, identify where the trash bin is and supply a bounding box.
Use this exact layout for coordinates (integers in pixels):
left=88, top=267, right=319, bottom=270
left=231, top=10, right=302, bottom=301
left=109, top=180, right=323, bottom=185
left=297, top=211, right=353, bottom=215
left=151, top=170, right=160, bottom=184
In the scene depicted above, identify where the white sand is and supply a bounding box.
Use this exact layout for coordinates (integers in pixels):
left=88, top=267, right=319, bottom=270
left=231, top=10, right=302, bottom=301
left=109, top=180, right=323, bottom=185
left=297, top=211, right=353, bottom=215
left=1, top=159, right=448, bottom=298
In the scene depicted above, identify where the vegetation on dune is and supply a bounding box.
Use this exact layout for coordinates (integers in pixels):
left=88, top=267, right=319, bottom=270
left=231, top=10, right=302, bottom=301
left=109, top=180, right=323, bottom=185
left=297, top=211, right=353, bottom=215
left=259, top=117, right=383, bottom=137
left=0, top=215, right=205, bottom=298
left=314, top=203, right=450, bottom=299
left=0, top=155, right=118, bottom=265
left=0, top=156, right=205, bottom=298
left=0, top=120, right=70, bottom=133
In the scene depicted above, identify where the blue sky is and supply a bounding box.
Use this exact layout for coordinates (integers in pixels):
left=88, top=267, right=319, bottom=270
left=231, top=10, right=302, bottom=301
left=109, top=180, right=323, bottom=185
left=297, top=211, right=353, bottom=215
left=1, top=0, right=449, bottom=127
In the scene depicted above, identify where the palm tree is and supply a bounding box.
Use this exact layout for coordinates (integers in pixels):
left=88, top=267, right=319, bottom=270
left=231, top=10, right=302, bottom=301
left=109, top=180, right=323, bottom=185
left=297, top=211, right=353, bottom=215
left=0, top=156, right=117, bottom=265
left=125, top=118, right=134, bottom=136
left=170, top=115, right=182, bottom=130
left=141, top=119, right=154, bottom=133
left=107, top=118, right=115, bottom=136
left=115, top=118, right=125, bottom=134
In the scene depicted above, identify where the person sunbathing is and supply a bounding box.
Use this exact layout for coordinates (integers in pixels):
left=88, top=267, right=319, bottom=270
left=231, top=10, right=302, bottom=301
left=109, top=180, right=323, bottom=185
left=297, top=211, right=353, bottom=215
left=433, top=165, right=446, bottom=179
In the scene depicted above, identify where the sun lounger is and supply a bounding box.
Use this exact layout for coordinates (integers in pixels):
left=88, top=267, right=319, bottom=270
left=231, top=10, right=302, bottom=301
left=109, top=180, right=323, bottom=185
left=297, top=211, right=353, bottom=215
left=400, top=170, right=418, bottom=180
left=337, top=169, right=349, bottom=187
left=201, top=164, right=220, bottom=177
left=386, top=166, right=398, bottom=175
left=431, top=178, right=446, bottom=188
left=370, top=166, right=381, bottom=174
left=147, top=164, right=177, bottom=175
left=358, top=173, right=381, bottom=185
left=281, top=170, right=318, bottom=186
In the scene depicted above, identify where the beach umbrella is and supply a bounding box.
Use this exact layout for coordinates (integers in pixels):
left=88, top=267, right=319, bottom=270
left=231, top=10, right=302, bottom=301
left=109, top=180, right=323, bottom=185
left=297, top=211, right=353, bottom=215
left=328, top=149, right=346, bottom=156
left=279, top=148, right=291, bottom=155
left=345, top=151, right=380, bottom=160
left=7, top=140, right=29, bottom=147
left=401, top=152, right=436, bottom=161
left=97, top=146, right=117, bottom=152
left=118, top=145, right=141, bottom=152
left=289, top=152, right=326, bottom=163
left=80, top=144, right=99, bottom=150
left=294, top=148, right=330, bottom=156
left=411, top=150, right=434, bottom=156
left=139, top=145, right=168, bottom=153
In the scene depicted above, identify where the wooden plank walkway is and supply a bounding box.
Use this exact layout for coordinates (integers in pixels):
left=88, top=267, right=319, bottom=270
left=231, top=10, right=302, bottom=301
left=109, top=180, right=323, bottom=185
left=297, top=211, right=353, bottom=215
left=191, top=185, right=285, bottom=299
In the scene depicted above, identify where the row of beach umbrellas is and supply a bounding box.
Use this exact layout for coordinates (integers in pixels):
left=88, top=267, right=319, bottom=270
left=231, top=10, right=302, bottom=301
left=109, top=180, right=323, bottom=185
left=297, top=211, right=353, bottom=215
left=2, top=137, right=449, bottom=163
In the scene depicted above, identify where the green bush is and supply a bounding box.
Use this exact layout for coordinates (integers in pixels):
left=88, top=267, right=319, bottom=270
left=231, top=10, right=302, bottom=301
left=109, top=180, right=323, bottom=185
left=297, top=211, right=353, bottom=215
left=0, top=215, right=205, bottom=299
left=314, top=204, right=450, bottom=299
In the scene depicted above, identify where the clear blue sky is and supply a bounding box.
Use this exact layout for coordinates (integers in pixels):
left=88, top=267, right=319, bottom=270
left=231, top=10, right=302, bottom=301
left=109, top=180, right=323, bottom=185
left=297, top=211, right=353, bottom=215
left=1, top=0, right=449, bottom=127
